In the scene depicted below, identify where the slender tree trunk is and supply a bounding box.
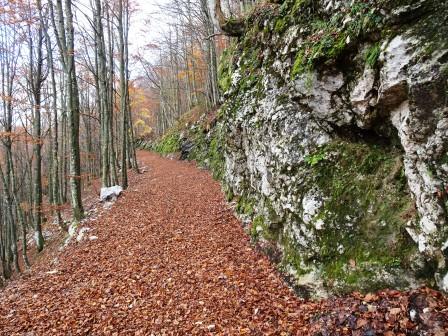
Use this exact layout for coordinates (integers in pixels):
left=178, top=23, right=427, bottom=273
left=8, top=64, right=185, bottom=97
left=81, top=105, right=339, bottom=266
left=61, top=98, right=68, bottom=204
left=50, top=0, right=83, bottom=219
left=31, top=0, right=45, bottom=251
left=45, top=22, right=65, bottom=230
left=0, top=165, right=19, bottom=273
left=106, top=5, right=118, bottom=186
left=118, top=0, right=128, bottom=189
left=94, top=0, right=111, bottom=188
left=51, top=0, right=84, bottom=221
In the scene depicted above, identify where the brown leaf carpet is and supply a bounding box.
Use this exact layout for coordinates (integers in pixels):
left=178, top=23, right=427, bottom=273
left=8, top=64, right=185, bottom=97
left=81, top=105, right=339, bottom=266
left=0, top=151, right=446, bottom=335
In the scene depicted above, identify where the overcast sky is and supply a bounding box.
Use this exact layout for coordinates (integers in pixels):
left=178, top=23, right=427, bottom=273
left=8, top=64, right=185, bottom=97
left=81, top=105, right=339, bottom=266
left=75, top=0, right=169, bottom=77
left=129, top=0, right=170, bottom=56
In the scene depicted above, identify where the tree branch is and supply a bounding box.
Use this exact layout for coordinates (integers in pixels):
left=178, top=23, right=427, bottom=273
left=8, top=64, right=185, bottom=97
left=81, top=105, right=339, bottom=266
left=214, top=0, right=245, bottom=37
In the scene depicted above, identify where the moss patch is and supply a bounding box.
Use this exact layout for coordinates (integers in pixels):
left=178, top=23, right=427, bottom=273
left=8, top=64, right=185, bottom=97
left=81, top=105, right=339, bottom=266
left=250, top=214, right=280, bottom=242
left=280, top=234, right=312, bottom=277
left=304, top=140, right=417, bottom=292
left=290, top=1, right=384, bottom=78
left=187, top=121, right=225, bottom=180
left=218, top=42, right=238, bottom=93
left=153, top=130, right=181, bottom=155
left=365, top=43, right=381, bottom=68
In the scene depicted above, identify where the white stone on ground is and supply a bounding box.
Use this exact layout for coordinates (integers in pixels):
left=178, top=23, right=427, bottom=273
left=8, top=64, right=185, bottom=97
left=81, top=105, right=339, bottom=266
left=100, top=185, right=123, bottom=202
left=76, top=227, right=91, bottom=242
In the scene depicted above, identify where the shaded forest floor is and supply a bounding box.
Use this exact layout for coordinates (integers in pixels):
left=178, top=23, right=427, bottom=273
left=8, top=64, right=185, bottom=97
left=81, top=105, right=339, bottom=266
left=0, top=151, right=447, bottom=335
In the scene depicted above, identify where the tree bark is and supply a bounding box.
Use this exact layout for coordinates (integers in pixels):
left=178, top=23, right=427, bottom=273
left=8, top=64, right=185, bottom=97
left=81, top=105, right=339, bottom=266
left=50, top=0, right=84, bottom=221
left=118, top=0, right=128, bottom=189
left=31, top=0, right=45, bottom=252
left=215, top=0, right=245, bottom=36
left=94, top=0, right=112, bottom=188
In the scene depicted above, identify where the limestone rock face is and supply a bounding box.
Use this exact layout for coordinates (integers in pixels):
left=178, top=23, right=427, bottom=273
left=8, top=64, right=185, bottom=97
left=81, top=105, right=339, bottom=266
left=217, top=0, right=448, bottom=294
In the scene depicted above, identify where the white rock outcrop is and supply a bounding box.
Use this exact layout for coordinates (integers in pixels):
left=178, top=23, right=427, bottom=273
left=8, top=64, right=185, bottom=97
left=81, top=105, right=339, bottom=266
left=220, top=0, right=448, bottom=294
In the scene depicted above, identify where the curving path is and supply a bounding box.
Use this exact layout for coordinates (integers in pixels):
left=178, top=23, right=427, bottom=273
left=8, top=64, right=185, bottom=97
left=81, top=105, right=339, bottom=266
left=0, top=151, right=446, bottom=335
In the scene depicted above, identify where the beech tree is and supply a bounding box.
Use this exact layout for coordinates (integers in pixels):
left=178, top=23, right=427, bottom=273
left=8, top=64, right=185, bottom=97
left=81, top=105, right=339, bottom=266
left=0, top=0, right=25, bottom=278
left=0, top=0, right=137, bottom=281
left=0, top=0, right=241, bottom=284
left=133, top=0, right=239, bottom=138
left=29, top=0, right=46, bottom=251
left=118, top=0, right=129, bottom=189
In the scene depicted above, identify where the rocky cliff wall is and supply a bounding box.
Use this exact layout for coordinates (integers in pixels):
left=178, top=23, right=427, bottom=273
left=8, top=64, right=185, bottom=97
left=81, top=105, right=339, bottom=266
left=153, top=0, right=448, bottom=296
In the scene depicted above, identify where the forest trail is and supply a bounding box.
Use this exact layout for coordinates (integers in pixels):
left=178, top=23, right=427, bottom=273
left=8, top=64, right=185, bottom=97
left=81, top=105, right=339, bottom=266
left=0, top=151, right=307, bottom=334
left=0, top=151, right=447, bottom=335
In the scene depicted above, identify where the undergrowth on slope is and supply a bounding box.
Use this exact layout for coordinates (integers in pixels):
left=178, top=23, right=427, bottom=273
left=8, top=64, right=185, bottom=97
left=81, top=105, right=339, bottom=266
left=151, top=107, right=226, bottom=181
left=153, top=131, right=181, bottom=155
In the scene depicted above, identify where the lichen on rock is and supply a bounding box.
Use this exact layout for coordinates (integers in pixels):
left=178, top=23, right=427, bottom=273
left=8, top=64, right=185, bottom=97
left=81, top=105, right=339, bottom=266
left=150, top=0, right=448, bottom=296
left=217, top=0, right=448, bottom=295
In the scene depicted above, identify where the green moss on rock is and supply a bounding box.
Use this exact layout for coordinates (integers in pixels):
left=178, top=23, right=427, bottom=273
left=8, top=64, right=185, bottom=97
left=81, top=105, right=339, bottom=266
left=280, top=235, right=311, bottom=276
left=218, top=42, right=237, bottom=93
left=153, top=131, right=181, bottom=154
left=304, top=141, right=417, bottom=292
left=250, top=214, right=279, bottom=242
left=187, top=121, right=225, bottom=180
left=290, top=1, right=384, bottom=78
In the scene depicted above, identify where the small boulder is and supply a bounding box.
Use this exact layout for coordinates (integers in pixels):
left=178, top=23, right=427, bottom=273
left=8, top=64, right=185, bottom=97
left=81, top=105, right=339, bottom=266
left=100, top=185, right=123, bottom=202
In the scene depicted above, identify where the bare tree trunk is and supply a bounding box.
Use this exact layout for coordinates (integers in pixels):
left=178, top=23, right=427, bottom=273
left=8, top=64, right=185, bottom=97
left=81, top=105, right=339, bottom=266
left=106, top=5, right=118, bottom=186
left=118, top=0, right=128, bottom=189
left=215, top=0, right=245, bottom=36
left=48, top=51, right=65, bottom=230
left=31, top=0, right=45, bottom=251
left=94, top=0, right=112, bottom=188
left=50, top=0, right=84, bottom=221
